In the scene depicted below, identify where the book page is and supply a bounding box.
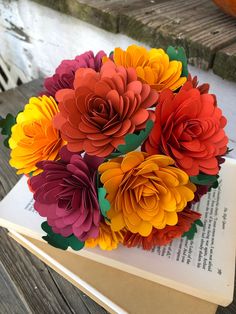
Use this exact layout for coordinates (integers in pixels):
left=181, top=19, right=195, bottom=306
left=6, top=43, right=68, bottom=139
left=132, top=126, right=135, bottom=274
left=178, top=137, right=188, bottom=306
left=153, top=181, right=227, bottom=273
left=0, top=176, right=44, bottom=237
left=77, top=158, right=236, bottom=306
left=0, top=158, right=236, bottom=305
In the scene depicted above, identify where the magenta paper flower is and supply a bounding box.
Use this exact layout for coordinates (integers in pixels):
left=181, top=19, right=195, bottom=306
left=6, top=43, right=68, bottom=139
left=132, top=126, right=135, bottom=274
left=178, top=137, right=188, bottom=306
left=30, top=147, right=103, bottom=241
left=41, top=50, right=106, bottom=97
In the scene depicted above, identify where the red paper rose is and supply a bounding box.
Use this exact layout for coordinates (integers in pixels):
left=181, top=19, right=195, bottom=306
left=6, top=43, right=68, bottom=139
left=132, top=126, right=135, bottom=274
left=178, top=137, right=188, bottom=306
left=123, top=208, right=201, bottom=250
left=30, top=147, right=103, bottom=241
left=41, top=51, right=106, bottom=97
left=54, top=61, right=158, bottom=157
left=144, top=81, right=228, bottom=176
left=187, top=74, right=210, bottom=95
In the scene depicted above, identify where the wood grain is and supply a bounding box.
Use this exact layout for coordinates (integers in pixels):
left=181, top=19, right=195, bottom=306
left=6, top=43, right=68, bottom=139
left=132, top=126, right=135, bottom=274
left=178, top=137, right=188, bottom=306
left=31, top=0, right=236, bottom=82
left=213, top=42, right=236, bottom=82
left=0, top=261, right=31, bottom=314
left=0, top=228, right=74, bottom=314
left=0, top=79, right=107, bottom=314
left=119, top=0, right=236, bottom=70
left=48, top=269, right=108, bottom=314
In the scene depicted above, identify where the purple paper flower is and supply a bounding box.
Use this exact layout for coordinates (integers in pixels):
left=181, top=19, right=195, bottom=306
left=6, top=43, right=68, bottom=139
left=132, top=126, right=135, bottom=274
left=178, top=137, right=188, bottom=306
left=30, top=147, right=103, bottom=241
left=41, top=50, right=106, bottom=97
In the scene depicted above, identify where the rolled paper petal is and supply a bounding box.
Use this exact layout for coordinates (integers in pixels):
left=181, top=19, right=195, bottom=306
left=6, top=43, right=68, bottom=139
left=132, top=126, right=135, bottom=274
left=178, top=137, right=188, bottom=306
left=9, top=96, right=65, bottom=175
left=54, top=61, right=159, bottom=157
left=144, top=81, right=228, bottom=176
left=123, top=208, right=201, bottom=250
left=41, top=50, right=106, bottom=97
left=30, top=147, right=102, bottom=241
left=85, top=220, right=124, bottom=251
left=98, top=152, right=195, bottom=236
left=110, top=45, right=187, bottom=92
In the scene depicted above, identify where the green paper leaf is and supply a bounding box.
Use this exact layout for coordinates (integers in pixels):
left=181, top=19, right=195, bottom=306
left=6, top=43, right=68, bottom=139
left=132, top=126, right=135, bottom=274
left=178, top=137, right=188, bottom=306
left=67, top=235, right=85, bottom=251
left=41, top=222, right=84, bottom=251
left=182, top=219, right=203, bottom=240
left=195, top=219, right=203, bottom=227
left=0, top=113, right=16, bottom=148
left=98, top=187, right=110, bottom=218
left=42, top=234, right=69, bottom=250
left=210, top=180, right=219, bottom=189
left=167, top=46, right=188, bottom=77
left=190, top=174, right=219, bottom=186
left=110, top=120, right=154, bottom=158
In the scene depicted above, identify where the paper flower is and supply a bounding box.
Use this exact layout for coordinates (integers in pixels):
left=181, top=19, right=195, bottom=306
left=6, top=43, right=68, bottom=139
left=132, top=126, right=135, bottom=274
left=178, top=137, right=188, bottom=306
left=110, top=45, right=187, bottom=92
left=123, top=208, right=201, bottom=249
left=85, top=220, right=124, bottom=250
left=30, top=147, right=103, bottom=241
left=190, top=185, right=209, bottom=205
left=42, top=51, right=106, bottom=97
left=144, top=81, right=228, bottom=176
left=98, top=152, right=195, bottom=236
left=54, top=61, right=158, bottom=157
left=187, top=74, right=210, bottom=94
left=9, top=96, right=65, bottom=175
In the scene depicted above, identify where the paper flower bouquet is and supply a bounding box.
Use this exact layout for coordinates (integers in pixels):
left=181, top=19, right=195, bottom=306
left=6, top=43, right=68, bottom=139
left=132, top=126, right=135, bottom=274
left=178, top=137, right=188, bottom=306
left=0, top=45, right=228, bottom=252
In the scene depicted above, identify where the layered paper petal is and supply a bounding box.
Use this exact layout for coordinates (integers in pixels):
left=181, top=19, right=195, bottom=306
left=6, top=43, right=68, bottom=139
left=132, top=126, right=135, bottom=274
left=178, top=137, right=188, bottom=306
left=9, top=96, right=65, bottom=175
left=110, top=45, right=187, bottom=92
left=85, top=220, right=124, bottom=250
left=144, top=81, right=228, bottom=176
left=54, top=61, right=159, bottom=157
left=41, top=50, right=106, bottom=97
left=123, top=208, right=201, bottom=249
left=98, top=152, right=195, bottom=236
left=30, top=147, right=102, bottom=241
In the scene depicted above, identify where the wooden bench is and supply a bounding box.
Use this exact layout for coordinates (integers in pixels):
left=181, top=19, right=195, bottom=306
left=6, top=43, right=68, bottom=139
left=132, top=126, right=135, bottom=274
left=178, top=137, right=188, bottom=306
left=31, top=0, right=236, bottom=82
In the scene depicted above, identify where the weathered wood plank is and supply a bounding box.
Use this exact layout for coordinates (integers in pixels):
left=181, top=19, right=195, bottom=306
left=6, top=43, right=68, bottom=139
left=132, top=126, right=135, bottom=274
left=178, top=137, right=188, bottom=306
left=17, top=78, right=44, bottom=99
left=31, top=0, right=120, bottom=33
left=0, top=261, right=31, bottom=314
left=0, top=228, right=108, bottom=314
left=213, top=42, right=236, bottom=82
left=0, top=226, right=108, bottom=313
left=31, top=0, right=159, bottom=33
left=119, top=0, right=236, bottom=70
left=31, top=0, right=236, bottom=81
left=0, top=80, right=43, bottom=198
left=0, top=79, right=107, bottom=313
left=48, top=268, right=108, bottom=314
left=0, top=228, right=74, bottom=314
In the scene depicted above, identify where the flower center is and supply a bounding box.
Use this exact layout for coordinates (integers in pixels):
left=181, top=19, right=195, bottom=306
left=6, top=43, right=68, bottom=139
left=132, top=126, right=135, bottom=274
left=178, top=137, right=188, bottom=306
left=185, top=119, right=203, bottom=138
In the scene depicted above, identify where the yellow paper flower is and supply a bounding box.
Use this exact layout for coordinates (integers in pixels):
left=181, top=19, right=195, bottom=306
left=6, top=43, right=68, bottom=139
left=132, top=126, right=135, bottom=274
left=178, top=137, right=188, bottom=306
left=110, top=45, right=187, bottom=92
left=98, top=152, right=195, bottom=237
left=9, top=96, right=65, bottom=175
left=85, top=221, right=124, bottom=250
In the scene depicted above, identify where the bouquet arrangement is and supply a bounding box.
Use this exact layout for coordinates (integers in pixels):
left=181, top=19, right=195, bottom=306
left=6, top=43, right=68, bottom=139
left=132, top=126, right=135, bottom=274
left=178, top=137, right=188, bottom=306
left=0, top=45, right=228, bottom=252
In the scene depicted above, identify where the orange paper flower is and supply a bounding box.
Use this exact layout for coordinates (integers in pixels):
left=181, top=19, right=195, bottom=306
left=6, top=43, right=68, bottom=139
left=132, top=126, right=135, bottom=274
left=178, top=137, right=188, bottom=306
left=85, top=221, right=124, bottom=250
left=54, top=61, right=158, bottom=157
left=123, top=208, right=201, bottom=249
left=110, top=45, right=187, bottom=92
left=9, top=96, right=65, bottom=175
left=98, top=152, right=195, bottom=237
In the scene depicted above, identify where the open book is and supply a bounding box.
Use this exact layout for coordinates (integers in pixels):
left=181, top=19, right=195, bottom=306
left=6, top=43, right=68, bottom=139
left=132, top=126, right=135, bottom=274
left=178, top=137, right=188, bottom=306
left=0, top=158, right=236, bottom=306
